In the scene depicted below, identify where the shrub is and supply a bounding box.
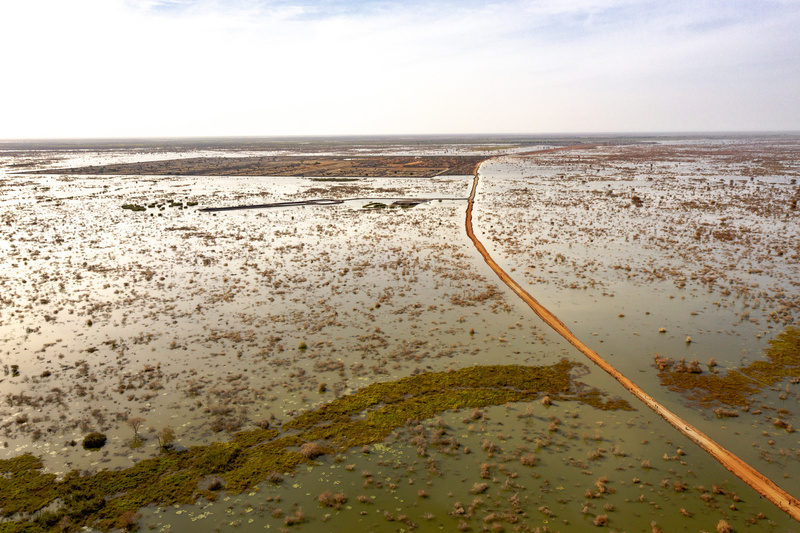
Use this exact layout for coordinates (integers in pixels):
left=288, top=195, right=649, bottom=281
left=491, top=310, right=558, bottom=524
left=82, top=432, right=107, bottom=450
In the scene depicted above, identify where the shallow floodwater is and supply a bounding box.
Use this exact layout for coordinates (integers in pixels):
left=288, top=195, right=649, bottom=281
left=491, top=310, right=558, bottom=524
left=1, top=136, right=799, bottom=532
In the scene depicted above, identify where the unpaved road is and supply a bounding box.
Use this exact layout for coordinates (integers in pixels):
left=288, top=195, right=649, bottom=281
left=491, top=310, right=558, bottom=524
left=465, top=157, right=800, bottom=522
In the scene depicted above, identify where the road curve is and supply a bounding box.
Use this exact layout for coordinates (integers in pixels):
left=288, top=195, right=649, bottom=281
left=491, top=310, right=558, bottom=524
left=465, top=160, right=800, bottom=522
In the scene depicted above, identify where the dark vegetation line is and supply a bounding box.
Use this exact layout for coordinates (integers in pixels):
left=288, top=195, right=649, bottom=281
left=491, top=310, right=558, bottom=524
left=465, top=151, right=800, bottom=522
left=199, top=197, right=468, bottom=212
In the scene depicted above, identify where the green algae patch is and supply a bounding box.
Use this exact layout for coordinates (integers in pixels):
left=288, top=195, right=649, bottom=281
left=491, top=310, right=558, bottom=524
left=0, top=454, right=58, bottom=518
left=657, top=326, right=800, bottom=407
left=284, top=360, right=587, bottom=433
left=0, top=360, right=631, bottom=531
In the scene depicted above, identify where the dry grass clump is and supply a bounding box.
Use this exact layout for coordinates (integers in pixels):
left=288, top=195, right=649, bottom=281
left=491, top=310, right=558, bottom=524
left=206, top=476, right=224, bottom=491
left=587, top=448, right=604, bottom=461
left=317, top=491, right=347, bottom=509
left=593, top=514, right=609, bottom=526
left=299, top=442, right=324, bottom=459
left=716, top=519, right=733, bottom=533
left=470, top=483, right=489, bottom=494
left=284, top=510, right=306, bottom=526
left=654, top=353, right=673, bottom=370
left=265, top=472, right=283, bottom=484
left=481, top=439, right=500, bottom=454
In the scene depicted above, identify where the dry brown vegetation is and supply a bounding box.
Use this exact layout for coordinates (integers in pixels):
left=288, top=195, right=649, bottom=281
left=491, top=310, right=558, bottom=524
left=32, top=155, right=488, bottom=178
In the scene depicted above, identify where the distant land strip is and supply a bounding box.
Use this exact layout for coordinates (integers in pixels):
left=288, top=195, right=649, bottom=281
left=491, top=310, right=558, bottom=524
left=26, top=155, right=488, bottom=178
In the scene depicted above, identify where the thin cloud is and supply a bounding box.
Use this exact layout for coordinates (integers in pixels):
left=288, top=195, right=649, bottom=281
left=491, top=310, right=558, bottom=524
left=0, top=0, right=798, bottom=136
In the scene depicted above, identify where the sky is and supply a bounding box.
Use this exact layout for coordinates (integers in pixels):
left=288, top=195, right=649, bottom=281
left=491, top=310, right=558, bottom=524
left=1, top=0, right=799, bottom=137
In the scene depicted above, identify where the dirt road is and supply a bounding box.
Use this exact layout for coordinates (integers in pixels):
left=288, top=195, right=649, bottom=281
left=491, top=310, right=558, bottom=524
left=465, top=160, right=800, bottom=522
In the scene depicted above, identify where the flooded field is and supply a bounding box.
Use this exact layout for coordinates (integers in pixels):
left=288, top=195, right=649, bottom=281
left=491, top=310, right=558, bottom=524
left=1, top=135, right=799, bottom=532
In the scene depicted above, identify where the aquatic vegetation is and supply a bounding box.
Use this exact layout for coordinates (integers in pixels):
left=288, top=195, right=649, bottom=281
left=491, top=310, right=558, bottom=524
left=657, top=326, right=800, bottom=407
left=0, top=361, right=631, bottom=531
left=6, top=137, right=799, bottom=531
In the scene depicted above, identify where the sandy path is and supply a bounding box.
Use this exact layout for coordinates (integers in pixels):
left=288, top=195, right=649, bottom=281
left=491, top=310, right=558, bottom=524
left=465, top=162, right=800, bottom=522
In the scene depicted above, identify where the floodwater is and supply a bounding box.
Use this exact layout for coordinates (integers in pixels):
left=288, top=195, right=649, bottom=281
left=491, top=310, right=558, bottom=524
left=1, top=136, right=799, bottom=531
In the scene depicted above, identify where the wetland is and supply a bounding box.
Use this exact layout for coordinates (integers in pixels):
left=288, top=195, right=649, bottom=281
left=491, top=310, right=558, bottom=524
left=1, top=134, right=799, bottom=532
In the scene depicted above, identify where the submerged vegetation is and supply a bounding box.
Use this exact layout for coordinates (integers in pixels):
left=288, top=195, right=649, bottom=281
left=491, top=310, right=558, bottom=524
left=0, top=361, right=631, bottom=532
left=657, top=326, right=800, bottom=407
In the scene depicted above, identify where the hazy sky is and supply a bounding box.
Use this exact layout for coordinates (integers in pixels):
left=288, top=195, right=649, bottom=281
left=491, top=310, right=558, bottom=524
left=2, top=0, right=799, bottom=137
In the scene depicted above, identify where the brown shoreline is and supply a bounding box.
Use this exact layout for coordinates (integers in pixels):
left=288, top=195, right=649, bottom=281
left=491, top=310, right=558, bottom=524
left=466, top=153, right=800, bottom=522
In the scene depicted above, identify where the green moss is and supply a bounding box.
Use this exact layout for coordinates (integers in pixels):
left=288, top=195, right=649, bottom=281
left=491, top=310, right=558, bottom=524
left=230, top=428, right=279, bottom=448
left=0, top=361, right=630, bottom=531
left=284, top=361, right=583, bottom=433
left=0, top=454, right=58, bottom=517
left=658, top=326, right=800, bottom=407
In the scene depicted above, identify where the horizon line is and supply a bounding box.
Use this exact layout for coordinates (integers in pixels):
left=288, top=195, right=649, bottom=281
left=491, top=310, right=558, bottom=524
left=2, top=130, right=800, bottom=144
